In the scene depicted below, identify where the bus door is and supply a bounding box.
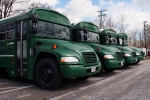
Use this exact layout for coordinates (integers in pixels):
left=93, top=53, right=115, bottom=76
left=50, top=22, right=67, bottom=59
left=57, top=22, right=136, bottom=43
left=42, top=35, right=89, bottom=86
left=16, top=21, right=28, bottom=78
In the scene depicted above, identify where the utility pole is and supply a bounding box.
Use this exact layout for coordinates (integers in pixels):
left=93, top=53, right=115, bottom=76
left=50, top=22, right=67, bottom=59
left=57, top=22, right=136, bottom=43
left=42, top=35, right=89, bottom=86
left=144, top=21, right=147, bottom=56
left=97, top=10, right=107, bottom=29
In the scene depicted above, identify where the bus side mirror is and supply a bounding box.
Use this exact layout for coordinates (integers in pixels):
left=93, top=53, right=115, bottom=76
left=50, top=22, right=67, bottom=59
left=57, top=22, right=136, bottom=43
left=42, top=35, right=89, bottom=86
left=122, top=41, right=124, bottom=45
left=83, top=27, right=87, bottom=33
left=31, top=24, right=37, bottom=34
left=84, top=34, right=87, bottom=41
left=104, top=36, right=108, bottom=42
left=109, top=39, right=111, bottom=43
left=31, top=13, right=38, bottom=23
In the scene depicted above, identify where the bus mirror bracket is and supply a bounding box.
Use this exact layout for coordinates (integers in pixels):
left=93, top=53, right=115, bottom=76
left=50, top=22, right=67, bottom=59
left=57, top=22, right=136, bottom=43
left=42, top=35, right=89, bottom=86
left=31, top=24, right=37, bottom=34
left=31, top=13, right=38, bottom=23
left=83, top=26, right=87, bottom=33
left=109, top=39, right=111, bottom=43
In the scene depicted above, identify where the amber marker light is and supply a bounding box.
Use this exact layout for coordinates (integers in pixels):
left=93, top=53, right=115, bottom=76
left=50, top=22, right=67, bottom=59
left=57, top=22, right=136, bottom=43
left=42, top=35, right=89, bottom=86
left=98, top=47, right=100, bottom=50
left=52, top=44, right=57, bottom=49
left=60, top=59, right=66, bottom=63
left=12, top=62, right=14, bottom=65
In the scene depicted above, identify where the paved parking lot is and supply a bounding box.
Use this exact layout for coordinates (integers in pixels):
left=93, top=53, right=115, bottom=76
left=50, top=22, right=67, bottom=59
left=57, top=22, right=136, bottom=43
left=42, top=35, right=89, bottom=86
left=0, top=60, right=149, bottom=100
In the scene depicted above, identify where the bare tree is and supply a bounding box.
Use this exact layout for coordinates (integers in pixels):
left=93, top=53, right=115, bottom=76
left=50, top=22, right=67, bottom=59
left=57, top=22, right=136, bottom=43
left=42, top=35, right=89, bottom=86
left=28, top=2, right=52, bottom=10
left=117, top=15, right=129, bottom=33
left=103, top=15, right=118, bottom=30
left=0, top=0, right=30, bottom=19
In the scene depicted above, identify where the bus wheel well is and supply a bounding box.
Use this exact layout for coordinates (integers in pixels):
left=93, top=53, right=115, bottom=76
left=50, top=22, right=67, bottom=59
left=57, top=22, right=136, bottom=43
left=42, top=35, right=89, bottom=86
left=35, top=52, right=59, bottom=67
left=97, top=53, right=105, bottom=68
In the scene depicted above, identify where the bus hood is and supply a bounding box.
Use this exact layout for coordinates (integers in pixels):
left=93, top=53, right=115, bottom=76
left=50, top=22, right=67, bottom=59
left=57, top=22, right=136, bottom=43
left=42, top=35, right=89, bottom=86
left=37, top=39, right=95, bottom=53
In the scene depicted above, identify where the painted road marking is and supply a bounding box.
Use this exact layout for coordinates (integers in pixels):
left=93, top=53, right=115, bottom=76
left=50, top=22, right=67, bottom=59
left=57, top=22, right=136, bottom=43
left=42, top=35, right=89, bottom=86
left=0, top=85, right=34, bottom=94
left=0, top=87, right=18, bottom=89
left=17, top=93, right=32, bottom=99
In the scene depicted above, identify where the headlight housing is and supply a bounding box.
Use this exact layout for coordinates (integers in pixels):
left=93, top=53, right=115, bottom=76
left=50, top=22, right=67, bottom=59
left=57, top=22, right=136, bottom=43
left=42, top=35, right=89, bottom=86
left=136, top=52, right=140, bottom=56
left=61, top=57, right=78, bottom=62
left=124, top=54, right=131, bottom=57
left=104, top=55, right=114, bottom=59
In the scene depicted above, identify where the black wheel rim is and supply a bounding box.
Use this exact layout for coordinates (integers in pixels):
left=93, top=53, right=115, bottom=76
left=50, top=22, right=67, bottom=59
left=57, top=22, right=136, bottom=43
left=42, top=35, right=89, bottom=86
left=40, top=66, right=53, bottom=83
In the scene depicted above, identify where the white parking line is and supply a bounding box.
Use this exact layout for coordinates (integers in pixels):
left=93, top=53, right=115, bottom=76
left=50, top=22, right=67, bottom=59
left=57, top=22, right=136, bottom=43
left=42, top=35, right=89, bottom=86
left=0, top=87, right=17, bottom=89
left=0, top=85, right=34, bottom=94
left=17, top=93, right=32, bottom=98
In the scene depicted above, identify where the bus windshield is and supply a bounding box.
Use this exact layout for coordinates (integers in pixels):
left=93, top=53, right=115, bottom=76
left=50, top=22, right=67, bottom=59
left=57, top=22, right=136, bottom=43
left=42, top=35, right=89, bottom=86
left=105, top=36, right=117, bottom=45
left=36, top=21, right=70, bottom=40
left=119, top=38, right=128, bottom=46
left=79, top=30, right=100, bottom=43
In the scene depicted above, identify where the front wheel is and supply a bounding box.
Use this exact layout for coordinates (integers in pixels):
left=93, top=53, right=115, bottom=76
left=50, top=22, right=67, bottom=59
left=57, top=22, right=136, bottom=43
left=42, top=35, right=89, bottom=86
left=35, top=58, right=63, bottom=90
left=135, top=60, right=140, bottom=64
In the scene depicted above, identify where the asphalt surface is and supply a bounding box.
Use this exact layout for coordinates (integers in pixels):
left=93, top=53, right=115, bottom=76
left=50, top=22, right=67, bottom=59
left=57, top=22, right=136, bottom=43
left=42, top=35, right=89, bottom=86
left=0, top=60, right=149, bottom=100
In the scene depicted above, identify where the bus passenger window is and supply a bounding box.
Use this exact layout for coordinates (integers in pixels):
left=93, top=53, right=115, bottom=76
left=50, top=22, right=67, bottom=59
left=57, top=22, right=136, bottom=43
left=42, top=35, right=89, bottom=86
left=23, top=21, right=27, bottom=38
left=6, top=23, right=14, bottom=39
left=17, top=23, right=21, bottom=39
left=0, top=25, right=5, bottom=40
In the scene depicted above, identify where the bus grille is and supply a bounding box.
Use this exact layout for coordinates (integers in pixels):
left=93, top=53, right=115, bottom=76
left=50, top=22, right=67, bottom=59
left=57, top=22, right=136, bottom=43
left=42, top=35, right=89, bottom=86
left=116, top=52, right=123, bottom=60
left=132, top=52, right=136, bottom=57
left=82, top=52, right=97, bottom=64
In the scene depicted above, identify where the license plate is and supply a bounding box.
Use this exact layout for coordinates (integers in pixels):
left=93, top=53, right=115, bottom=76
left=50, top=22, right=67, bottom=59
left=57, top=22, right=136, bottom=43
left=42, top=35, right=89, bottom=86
left=135, top=58, right=137, bottom=61
left=91, top=67, right=96, bottom=72
left=121, top=61, right=123, bottom=65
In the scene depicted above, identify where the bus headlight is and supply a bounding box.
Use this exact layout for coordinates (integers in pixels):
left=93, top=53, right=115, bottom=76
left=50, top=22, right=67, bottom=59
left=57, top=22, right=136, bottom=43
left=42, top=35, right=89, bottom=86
left=61, top=57, right=78, bottom=62
left=136, top=52, right=140, bottom=55
left=124, top=54, right=131, bottom=57
left=104, top=55, right=114, bottom=59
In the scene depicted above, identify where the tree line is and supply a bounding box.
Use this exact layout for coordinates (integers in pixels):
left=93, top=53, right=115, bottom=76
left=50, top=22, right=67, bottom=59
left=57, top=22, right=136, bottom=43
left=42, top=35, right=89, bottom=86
left=1, top=0, right=149, bottom=49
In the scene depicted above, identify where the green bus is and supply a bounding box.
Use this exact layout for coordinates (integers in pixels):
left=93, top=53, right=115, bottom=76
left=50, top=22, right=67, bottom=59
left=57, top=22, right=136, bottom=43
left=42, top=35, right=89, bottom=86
left=71, top=22, right=124, bottom=74
left=99, top=29, right=138, bottom=66
left=117, top=33, right=145, bottom=64
left=0, top=8, right=101, bottom=89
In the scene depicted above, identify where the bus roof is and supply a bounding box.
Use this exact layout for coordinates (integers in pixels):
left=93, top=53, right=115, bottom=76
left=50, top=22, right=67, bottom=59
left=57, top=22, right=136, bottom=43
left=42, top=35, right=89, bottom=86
left=117, top=33, right=128, bottom=39
left=99, top=29, right=117, bottom=37
left=0, top=8, right=70, bottom=26
left=71, top=21, right=100, bottom=33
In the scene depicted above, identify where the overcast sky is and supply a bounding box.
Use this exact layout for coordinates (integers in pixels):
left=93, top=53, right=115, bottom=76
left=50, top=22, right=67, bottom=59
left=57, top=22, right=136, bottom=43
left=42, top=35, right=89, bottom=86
left=13, top=0, right=150, bottom=32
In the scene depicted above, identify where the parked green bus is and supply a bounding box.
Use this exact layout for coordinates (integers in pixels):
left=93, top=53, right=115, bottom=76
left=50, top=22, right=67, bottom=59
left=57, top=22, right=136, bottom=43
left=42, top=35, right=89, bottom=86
left=117, top=33, right=144, bottom=64
left=71, top=22, right=124, bottom=74
left=0, top=8, right=101, bottom=89
left=99, top=29, right=138, bottom=66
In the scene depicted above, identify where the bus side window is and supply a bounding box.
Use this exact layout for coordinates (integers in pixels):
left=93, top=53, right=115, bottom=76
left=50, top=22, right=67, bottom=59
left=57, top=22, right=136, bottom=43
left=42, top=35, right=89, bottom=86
left=23, top=21, right=27, bottom=39
left=17, top=23, right=21, bottom=39
left=0, top=25, right=5, bottom=40
left=6, top=22, right=14, bottom=39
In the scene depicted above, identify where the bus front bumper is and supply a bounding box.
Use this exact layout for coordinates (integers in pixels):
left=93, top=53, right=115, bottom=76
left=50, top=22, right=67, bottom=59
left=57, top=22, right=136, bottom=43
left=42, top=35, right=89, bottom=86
left=60, top=62, right=101, bottom=79
left=124, top=57, right=138, bottom=64
left=137, top=55, right=144, bottom=61
left=103, top=59, right=125, bottom=69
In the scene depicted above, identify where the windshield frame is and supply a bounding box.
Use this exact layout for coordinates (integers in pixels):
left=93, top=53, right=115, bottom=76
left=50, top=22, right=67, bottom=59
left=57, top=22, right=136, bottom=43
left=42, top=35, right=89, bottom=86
left=35, top=20, right=71, bottom=40
left=78, top=30, right=100, bottom=43
left=119, top=38, right=128, bottom=46
left=103, top=35, right=117, bottom=45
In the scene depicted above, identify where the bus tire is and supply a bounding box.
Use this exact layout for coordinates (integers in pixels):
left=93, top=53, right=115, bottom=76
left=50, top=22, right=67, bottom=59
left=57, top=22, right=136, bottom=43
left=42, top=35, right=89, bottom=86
left=135, top=60, right=140, bottom=64
left=35, top=58, right=63, bottom=90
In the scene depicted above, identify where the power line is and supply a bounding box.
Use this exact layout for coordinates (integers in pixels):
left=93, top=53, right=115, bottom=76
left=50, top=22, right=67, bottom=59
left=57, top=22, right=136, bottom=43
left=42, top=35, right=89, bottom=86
left=97, top=10, right=107, bottom=29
